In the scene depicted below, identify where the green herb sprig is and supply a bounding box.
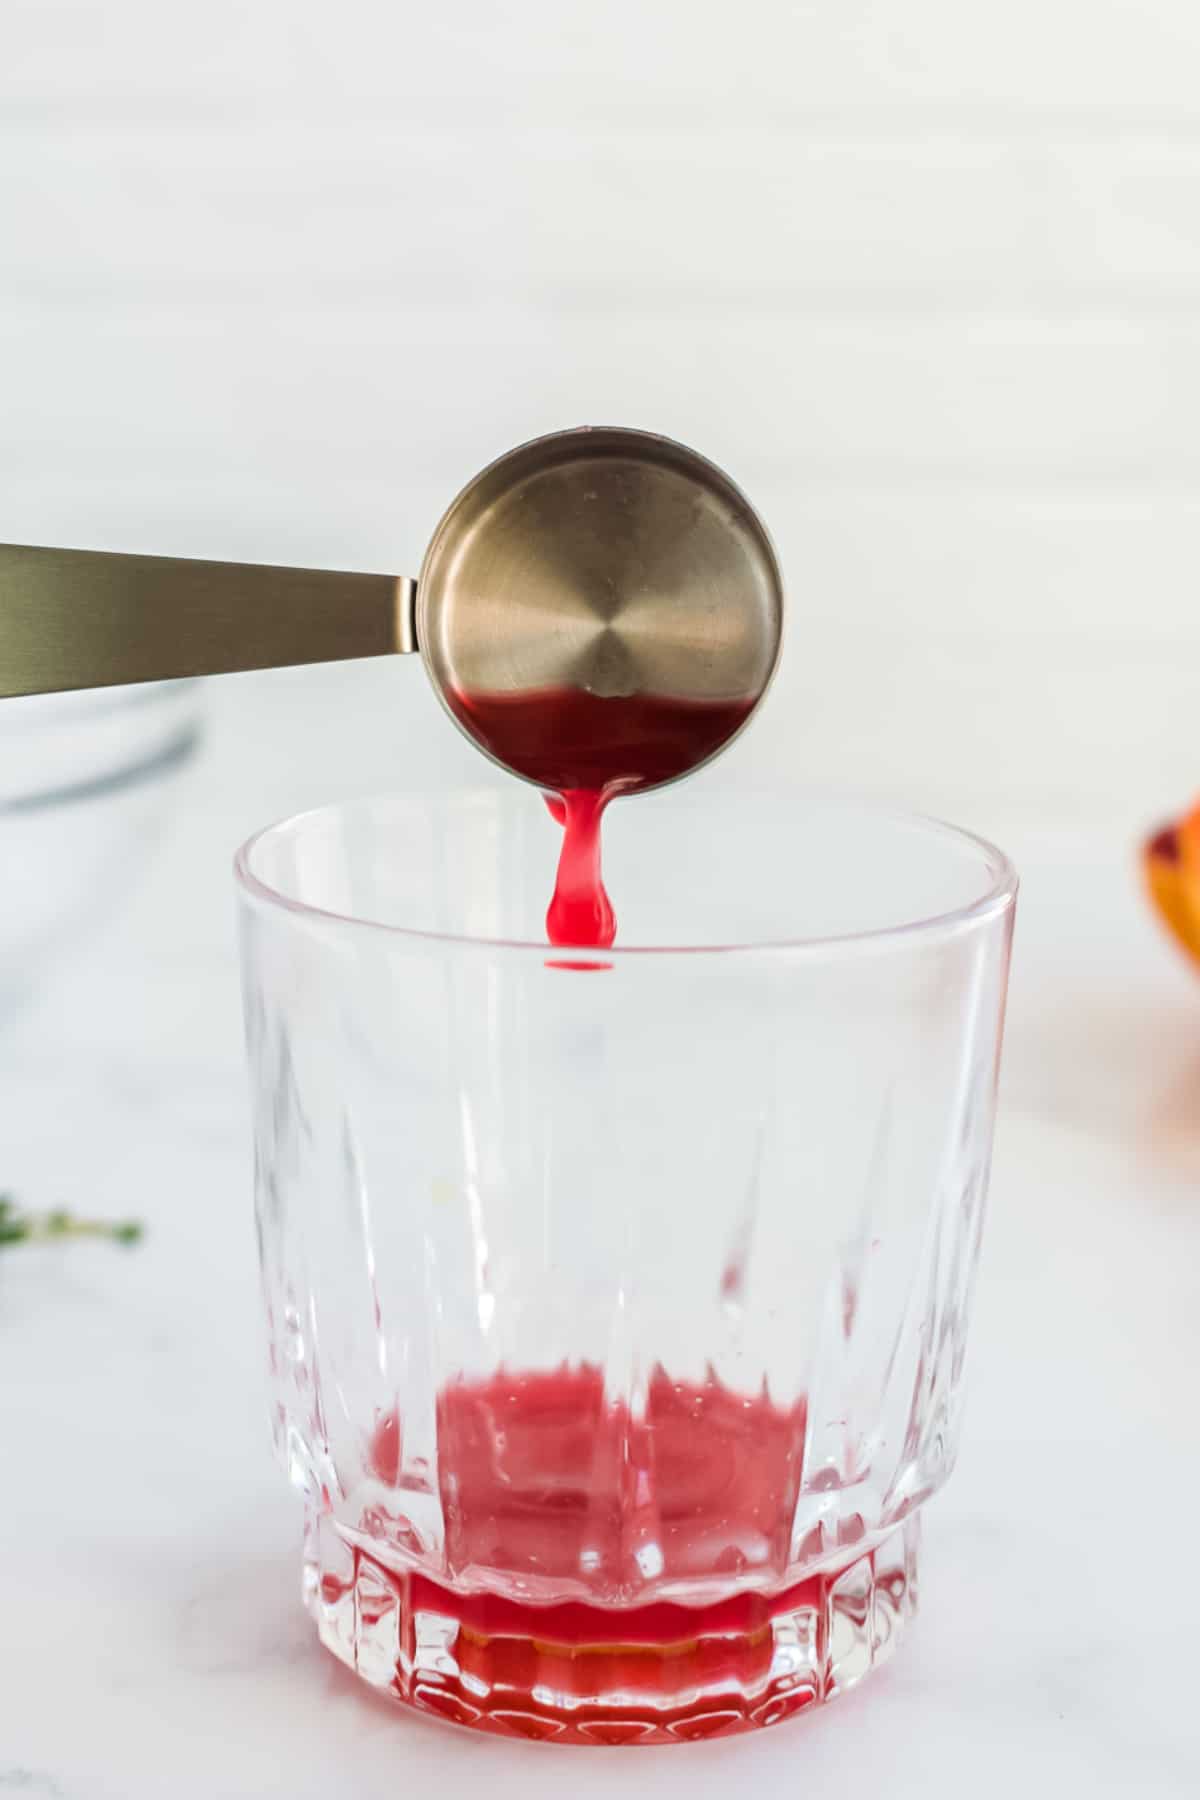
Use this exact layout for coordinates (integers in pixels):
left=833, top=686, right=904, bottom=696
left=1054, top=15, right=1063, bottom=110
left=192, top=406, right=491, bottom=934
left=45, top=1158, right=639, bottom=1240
left=0, top=1195, right=143, bottom=1249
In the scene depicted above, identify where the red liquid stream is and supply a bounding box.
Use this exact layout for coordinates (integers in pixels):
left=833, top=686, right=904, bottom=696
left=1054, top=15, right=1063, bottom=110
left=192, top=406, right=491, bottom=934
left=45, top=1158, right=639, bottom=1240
left=357, top=1365, right=852, bottom=1738
left=447, top=687, right=755, bottom=949
left=544, top=789, right=616, bottom=949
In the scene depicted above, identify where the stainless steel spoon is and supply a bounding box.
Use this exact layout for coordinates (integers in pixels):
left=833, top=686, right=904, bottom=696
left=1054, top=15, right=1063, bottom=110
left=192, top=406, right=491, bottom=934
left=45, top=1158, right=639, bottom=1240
left=0, top=426, right=784, bottom=792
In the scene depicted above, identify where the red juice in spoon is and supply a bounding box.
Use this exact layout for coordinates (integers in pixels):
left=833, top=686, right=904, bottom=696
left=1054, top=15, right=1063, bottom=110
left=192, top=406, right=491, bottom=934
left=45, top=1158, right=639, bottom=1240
left=446, top=686, right=755, bottom=949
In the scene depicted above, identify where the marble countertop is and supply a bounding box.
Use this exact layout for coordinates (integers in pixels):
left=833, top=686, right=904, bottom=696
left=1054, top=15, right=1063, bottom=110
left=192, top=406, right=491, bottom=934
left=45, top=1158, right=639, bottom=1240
left=2, top=667, right=1198, bottom=1799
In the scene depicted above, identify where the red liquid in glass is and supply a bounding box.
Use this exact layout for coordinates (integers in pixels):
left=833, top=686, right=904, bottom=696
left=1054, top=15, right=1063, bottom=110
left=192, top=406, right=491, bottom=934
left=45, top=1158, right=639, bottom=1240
left=354, top=1366, right=821, bottom=1739
left=337, top=1367, right=908, bottom=1740
left=446, top=687, right=754, bottom=949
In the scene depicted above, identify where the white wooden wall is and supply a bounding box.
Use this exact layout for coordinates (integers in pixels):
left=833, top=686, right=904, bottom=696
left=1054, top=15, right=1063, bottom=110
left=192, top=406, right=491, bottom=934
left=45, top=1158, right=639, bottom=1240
left=3, top=2, right=1199, bottom=828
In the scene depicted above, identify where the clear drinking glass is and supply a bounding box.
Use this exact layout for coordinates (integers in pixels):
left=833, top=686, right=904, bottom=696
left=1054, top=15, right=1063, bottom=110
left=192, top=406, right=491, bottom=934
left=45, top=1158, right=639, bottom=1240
left=235, top=787, right=1016, bottom=1744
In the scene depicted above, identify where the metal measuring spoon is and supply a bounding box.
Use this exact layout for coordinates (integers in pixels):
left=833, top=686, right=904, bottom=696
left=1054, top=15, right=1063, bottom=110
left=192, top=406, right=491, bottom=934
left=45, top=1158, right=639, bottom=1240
left=0, top=427, right=783, bottom=792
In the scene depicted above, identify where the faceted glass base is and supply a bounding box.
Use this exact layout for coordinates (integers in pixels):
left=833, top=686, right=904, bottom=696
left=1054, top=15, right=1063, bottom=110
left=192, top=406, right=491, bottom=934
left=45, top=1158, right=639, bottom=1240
left=303, top=1510, right=920, bottom=1744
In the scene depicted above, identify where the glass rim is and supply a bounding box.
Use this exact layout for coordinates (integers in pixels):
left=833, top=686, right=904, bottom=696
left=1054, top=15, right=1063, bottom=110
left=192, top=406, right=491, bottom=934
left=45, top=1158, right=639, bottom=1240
left=234, top=790, right=1018, bottom=960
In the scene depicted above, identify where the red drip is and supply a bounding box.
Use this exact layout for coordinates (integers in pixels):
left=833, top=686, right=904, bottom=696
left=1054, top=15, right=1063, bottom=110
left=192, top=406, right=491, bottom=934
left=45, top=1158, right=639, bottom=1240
left=449, top=687, right=755, bottom=952
left=545, top=789, right=616, bottom=949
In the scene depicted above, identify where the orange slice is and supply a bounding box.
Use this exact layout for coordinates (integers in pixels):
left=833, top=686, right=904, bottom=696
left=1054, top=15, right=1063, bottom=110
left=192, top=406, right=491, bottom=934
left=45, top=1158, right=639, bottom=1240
left=1145, top=804, right=1200, bottom=967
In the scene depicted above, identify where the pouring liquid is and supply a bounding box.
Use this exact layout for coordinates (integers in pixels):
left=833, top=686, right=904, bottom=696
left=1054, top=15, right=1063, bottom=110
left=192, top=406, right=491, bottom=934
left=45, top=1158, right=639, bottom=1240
left=447, top=686, right=755, bottom=949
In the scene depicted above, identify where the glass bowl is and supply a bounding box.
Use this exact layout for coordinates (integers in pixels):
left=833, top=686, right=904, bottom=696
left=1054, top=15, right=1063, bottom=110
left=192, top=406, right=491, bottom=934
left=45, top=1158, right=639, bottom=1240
left=0, top=680, right=201, bottom=1011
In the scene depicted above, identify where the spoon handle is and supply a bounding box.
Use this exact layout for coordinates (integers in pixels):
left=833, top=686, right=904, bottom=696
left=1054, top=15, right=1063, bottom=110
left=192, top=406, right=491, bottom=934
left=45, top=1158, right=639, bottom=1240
left=0, top=542, right=418, bottom=696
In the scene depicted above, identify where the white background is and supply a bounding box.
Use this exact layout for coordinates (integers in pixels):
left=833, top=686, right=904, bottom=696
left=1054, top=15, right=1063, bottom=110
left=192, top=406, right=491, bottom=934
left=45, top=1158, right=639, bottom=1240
left=2, top=8, right=1200, bottom=1797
